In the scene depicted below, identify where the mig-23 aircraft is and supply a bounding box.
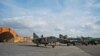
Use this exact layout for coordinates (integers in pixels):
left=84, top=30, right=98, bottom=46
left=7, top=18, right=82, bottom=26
left=58, top=34, right=76, bottom=46
left=32, top=33, right=57, bottom=48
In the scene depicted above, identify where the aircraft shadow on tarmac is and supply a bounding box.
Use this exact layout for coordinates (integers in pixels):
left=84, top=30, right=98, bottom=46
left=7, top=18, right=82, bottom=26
left=18, top=44, right=51, bottom=48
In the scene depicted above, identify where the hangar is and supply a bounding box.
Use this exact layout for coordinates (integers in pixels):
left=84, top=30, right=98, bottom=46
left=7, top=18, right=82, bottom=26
left=0, top=27, right=20, bottom=43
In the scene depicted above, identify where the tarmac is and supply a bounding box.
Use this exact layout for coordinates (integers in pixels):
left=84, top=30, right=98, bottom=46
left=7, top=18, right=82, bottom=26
left=77, top=44, right=100, bottom=56
left=0, top=43, right=97, bottom=56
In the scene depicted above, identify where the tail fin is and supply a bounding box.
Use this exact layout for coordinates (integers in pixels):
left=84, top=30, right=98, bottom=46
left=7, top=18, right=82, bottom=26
left=41, top=34, right=44, bottom=38
left=59, top=34, right=63, bottom=39
left=33, top=33, right=39, bottom=39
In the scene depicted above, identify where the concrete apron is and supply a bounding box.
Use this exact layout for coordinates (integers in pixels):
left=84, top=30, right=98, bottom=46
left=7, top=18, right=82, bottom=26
left=51, top=46, right=92, bottom=56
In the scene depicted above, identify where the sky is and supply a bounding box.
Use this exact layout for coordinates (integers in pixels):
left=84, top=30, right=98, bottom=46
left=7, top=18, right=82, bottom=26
left=0, top=0, right=100, bottom=38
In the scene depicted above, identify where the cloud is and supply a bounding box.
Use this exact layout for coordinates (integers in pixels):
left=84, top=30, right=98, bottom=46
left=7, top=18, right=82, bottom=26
left=95, top=20, right=100, bottom=25
left=83, top=22, right=97, bottom=30
left=67, top=29, right=83, bottom=37
left=94, top=3, right=100, bottom=8
left=54, top=26, right=65, bottom=31
left=0, top=16, right=49, bottom=36
left=85, top=0, right=100, bottom=9
left=82, top=20, right=100, bottom=32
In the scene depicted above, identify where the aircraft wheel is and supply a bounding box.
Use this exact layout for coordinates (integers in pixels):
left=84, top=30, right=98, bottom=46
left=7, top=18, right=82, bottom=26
left=52, top=45, right=55, bottom=48
left=44, top=44, right=47, bottom=46
left=67, top=43, right=70, bottom=46
left=36, top=44, right=39, bottom=47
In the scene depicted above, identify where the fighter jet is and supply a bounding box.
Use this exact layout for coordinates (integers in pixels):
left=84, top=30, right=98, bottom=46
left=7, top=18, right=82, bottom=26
left=32, top=33, right=57, bottom=48
left=58, top=34, right=76, bottom=46
left=80, top=37, right=98, bottom=46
